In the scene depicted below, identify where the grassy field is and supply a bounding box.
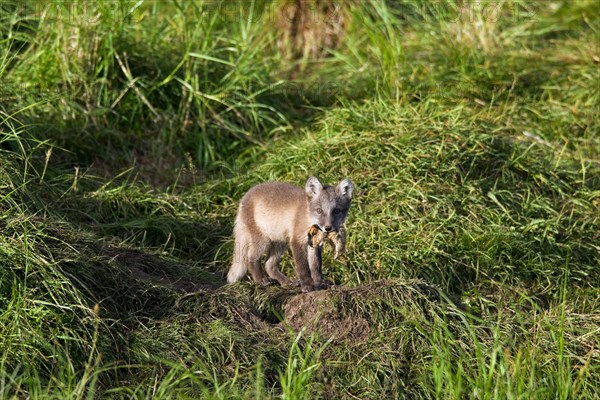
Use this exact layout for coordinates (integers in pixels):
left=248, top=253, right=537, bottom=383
left=1, top=0, right=599, bottom=398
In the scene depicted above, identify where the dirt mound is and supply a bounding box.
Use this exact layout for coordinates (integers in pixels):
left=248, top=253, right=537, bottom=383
left=275, top=280, right=454, bottom=342
left=283, top=288, right=371, bottom=342
left=174, top=279, right=457, bottom=343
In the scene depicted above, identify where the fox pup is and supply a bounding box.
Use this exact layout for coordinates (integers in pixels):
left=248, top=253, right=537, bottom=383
left=227, top=177, right=354, bottom=292
left=307, top=224, right=346, bottom=260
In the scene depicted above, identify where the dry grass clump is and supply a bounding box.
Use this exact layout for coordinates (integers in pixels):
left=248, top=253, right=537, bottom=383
left=276, top=0, right=349, bottom=69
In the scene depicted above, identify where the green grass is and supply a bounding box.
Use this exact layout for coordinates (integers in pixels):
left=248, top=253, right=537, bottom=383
left=1, top=0, right=599, bottom=398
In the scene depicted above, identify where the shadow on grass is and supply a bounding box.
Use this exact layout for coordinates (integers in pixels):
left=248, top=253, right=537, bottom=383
left=17, top=174, right=231, bottom=323
left=450, top=134, right=599, bottom=289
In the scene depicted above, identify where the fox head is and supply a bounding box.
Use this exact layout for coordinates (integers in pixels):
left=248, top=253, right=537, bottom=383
left=305, top=176, right=354, bottom=232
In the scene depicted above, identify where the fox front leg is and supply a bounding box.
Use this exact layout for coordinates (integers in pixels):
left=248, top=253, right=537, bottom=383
left=291, top=242, right=316, bottom=292
left=307, top=244, right=328, bottom=290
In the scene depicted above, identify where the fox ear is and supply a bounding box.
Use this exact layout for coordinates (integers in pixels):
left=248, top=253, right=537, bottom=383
left=336, top=179, right=354, bottom=199
left=305, top=176, right=323, bottom=199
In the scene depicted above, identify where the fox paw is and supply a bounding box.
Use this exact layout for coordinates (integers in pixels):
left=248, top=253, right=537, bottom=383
left=299, top=279, right=332, bottom=292
left=312, top=280, right=330, bottom=291
left=259, top=278, right=278, bottom=286
left=301, top=284, right=315, bottom=293
left=288, top=279, right=302, bottom=287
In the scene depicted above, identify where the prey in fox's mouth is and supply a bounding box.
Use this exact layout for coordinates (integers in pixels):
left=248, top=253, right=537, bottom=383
left=307, top=224, right=347, bottom=260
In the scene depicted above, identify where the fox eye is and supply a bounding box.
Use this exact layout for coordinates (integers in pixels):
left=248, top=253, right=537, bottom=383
left=333, top=208, right=341, bottom=214
left=316, top=208, right=323, bottom=214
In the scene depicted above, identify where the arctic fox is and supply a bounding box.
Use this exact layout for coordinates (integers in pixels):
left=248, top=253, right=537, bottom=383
left=227, top=177, right=354, bottom=292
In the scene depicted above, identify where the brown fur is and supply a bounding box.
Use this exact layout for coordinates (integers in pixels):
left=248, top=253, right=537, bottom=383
left=228, top=177, right=353, bottom=292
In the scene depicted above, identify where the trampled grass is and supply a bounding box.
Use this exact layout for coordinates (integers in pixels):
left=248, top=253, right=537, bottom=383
left=1, top=0, right=599, bottom=398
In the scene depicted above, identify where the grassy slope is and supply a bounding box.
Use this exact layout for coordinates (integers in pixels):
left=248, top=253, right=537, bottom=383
left=1, top=0, right=599, bottom=399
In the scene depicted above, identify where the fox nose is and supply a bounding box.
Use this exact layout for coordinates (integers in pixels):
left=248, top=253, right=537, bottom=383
left=324, top=225, right=332, bottom=232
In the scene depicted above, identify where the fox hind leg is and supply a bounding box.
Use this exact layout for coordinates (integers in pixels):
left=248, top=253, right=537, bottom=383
left=244, top=240, right=271, bottom=285
left=229, top=222, right=269, bottom=285
left=264, top=243, right=293, bottom=286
